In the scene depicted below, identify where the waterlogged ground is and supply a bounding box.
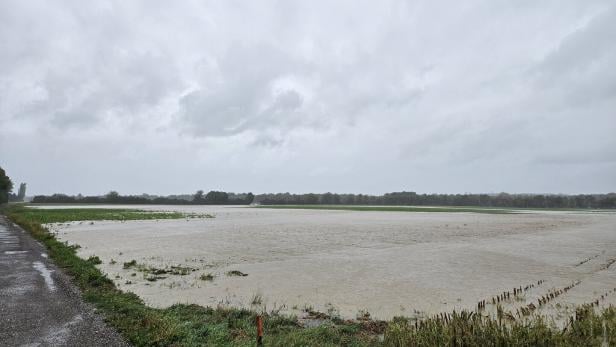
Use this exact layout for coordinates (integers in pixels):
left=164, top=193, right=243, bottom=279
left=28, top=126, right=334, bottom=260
left=44, top=205, right=616, bottom=322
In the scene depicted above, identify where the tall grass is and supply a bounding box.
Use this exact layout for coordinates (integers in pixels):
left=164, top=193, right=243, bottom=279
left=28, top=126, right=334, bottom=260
left=383, top=308, right=614, bottom=346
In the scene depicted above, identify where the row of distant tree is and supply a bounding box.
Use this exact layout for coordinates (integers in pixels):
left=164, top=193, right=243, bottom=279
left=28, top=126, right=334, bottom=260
left=18, top=185, right=616, bottom=209
left=31, top=190, right=255, bottom=205
left=0, top=166, right=27, bottom=204
left=253, top=191, right=616, bottom=209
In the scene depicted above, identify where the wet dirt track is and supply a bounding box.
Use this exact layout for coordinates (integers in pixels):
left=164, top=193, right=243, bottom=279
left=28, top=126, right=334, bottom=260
left=0, top=215, right=128, bottom=347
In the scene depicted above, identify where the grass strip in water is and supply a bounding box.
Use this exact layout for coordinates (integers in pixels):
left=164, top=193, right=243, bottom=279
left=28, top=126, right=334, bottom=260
left=255, top=205, right=514, bottom=214
left=14, top=206, right=212, bottom=223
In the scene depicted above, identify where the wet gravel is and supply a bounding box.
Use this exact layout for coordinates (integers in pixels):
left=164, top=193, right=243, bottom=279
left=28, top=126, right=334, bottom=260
left=0, top=215, right=129, bottom=346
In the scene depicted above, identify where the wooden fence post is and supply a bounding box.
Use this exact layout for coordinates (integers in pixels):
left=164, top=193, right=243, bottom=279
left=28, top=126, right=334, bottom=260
left=256, top=315, right=264, bottom=346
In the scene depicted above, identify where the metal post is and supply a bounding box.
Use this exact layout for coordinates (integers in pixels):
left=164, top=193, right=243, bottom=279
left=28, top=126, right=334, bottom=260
left=256, top=315, right=263, bottom=346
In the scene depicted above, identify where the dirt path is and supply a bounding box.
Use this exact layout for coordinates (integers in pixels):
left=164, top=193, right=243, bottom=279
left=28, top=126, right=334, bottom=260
left=0, top=215, right=128, bottom=346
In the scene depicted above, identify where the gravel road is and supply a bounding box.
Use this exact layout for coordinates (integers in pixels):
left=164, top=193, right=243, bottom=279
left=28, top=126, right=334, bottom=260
left=0, top=215, right=129, bottom=346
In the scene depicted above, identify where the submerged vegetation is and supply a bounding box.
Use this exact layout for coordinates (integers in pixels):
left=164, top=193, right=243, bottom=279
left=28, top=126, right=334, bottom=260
left=199, top=273, right=215, bottom=281
left=123, top=260, right=138, bottom=269
left=2, top=204, right=615, bottom=346
left=123, top=259, right=196, bottom=277
left=227, top=270, right=249, bottom=277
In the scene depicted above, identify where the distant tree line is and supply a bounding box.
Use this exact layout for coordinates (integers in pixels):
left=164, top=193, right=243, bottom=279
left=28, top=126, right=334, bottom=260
left=191, top=190, right=254, bottom=205
left=31, top=190, right=255, bottom=205
left=25, top=189, right=616, bottom=209
left=254, top=191, right=616, bottom=209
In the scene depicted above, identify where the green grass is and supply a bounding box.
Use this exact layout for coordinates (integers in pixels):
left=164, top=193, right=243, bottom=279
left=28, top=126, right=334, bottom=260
left=257, top=204, right=616, bottom=214
left=2, top=204, right=615, bottom=346
left=255, top=205, right=515, bottom=214
left=13, top=206, right=212, bottom=223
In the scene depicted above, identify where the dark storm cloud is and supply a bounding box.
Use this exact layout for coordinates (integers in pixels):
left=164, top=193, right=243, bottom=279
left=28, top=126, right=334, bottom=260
left=0, top=0, right=614, bottom=195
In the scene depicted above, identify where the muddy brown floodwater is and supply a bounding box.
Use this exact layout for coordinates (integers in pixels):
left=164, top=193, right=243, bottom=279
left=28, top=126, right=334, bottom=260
left=46, top=205, right=616, bottom=322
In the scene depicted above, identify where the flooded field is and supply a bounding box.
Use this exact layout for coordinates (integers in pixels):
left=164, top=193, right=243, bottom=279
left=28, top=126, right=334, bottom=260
left=46, top=205, right=616, bottom=321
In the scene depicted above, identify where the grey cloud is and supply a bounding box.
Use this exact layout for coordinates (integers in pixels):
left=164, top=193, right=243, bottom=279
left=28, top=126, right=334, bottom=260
left=535, top=147, right=616, bottom=166
left=269, top=90, right=303, bottom=112
left=532, top=6, right=616, bottom=108
left=0, top=0, right=184, bottom=130
left=0, top=0, right=615, bottom=195
left=179, top=43, right=310, bottom=136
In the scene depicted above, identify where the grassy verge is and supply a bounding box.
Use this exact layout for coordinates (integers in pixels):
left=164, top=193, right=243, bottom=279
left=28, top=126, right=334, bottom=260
left=255, top=205, right=514, bottom=214
left=2, top=204, right=615, bottom=346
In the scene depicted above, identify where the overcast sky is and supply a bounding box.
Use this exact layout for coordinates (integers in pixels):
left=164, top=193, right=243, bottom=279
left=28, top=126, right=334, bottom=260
left=1, top=1, right=615, bottom=196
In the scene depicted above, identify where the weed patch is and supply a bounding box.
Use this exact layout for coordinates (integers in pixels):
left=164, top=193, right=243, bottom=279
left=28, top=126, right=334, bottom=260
left=123, top=260, right=137, bottom=269
left=199, top=273, right=214, bottom=281
left=227, top=270, right=248, bottom=277
left=87, top=255, right=102, bottom=265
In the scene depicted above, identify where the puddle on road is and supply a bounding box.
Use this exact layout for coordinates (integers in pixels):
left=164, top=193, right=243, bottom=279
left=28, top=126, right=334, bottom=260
left=38, top=314, right=83, bottom=346
left=4, top=250, right=28, bottom=255
left=33, top=261, right=56, bottom=291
